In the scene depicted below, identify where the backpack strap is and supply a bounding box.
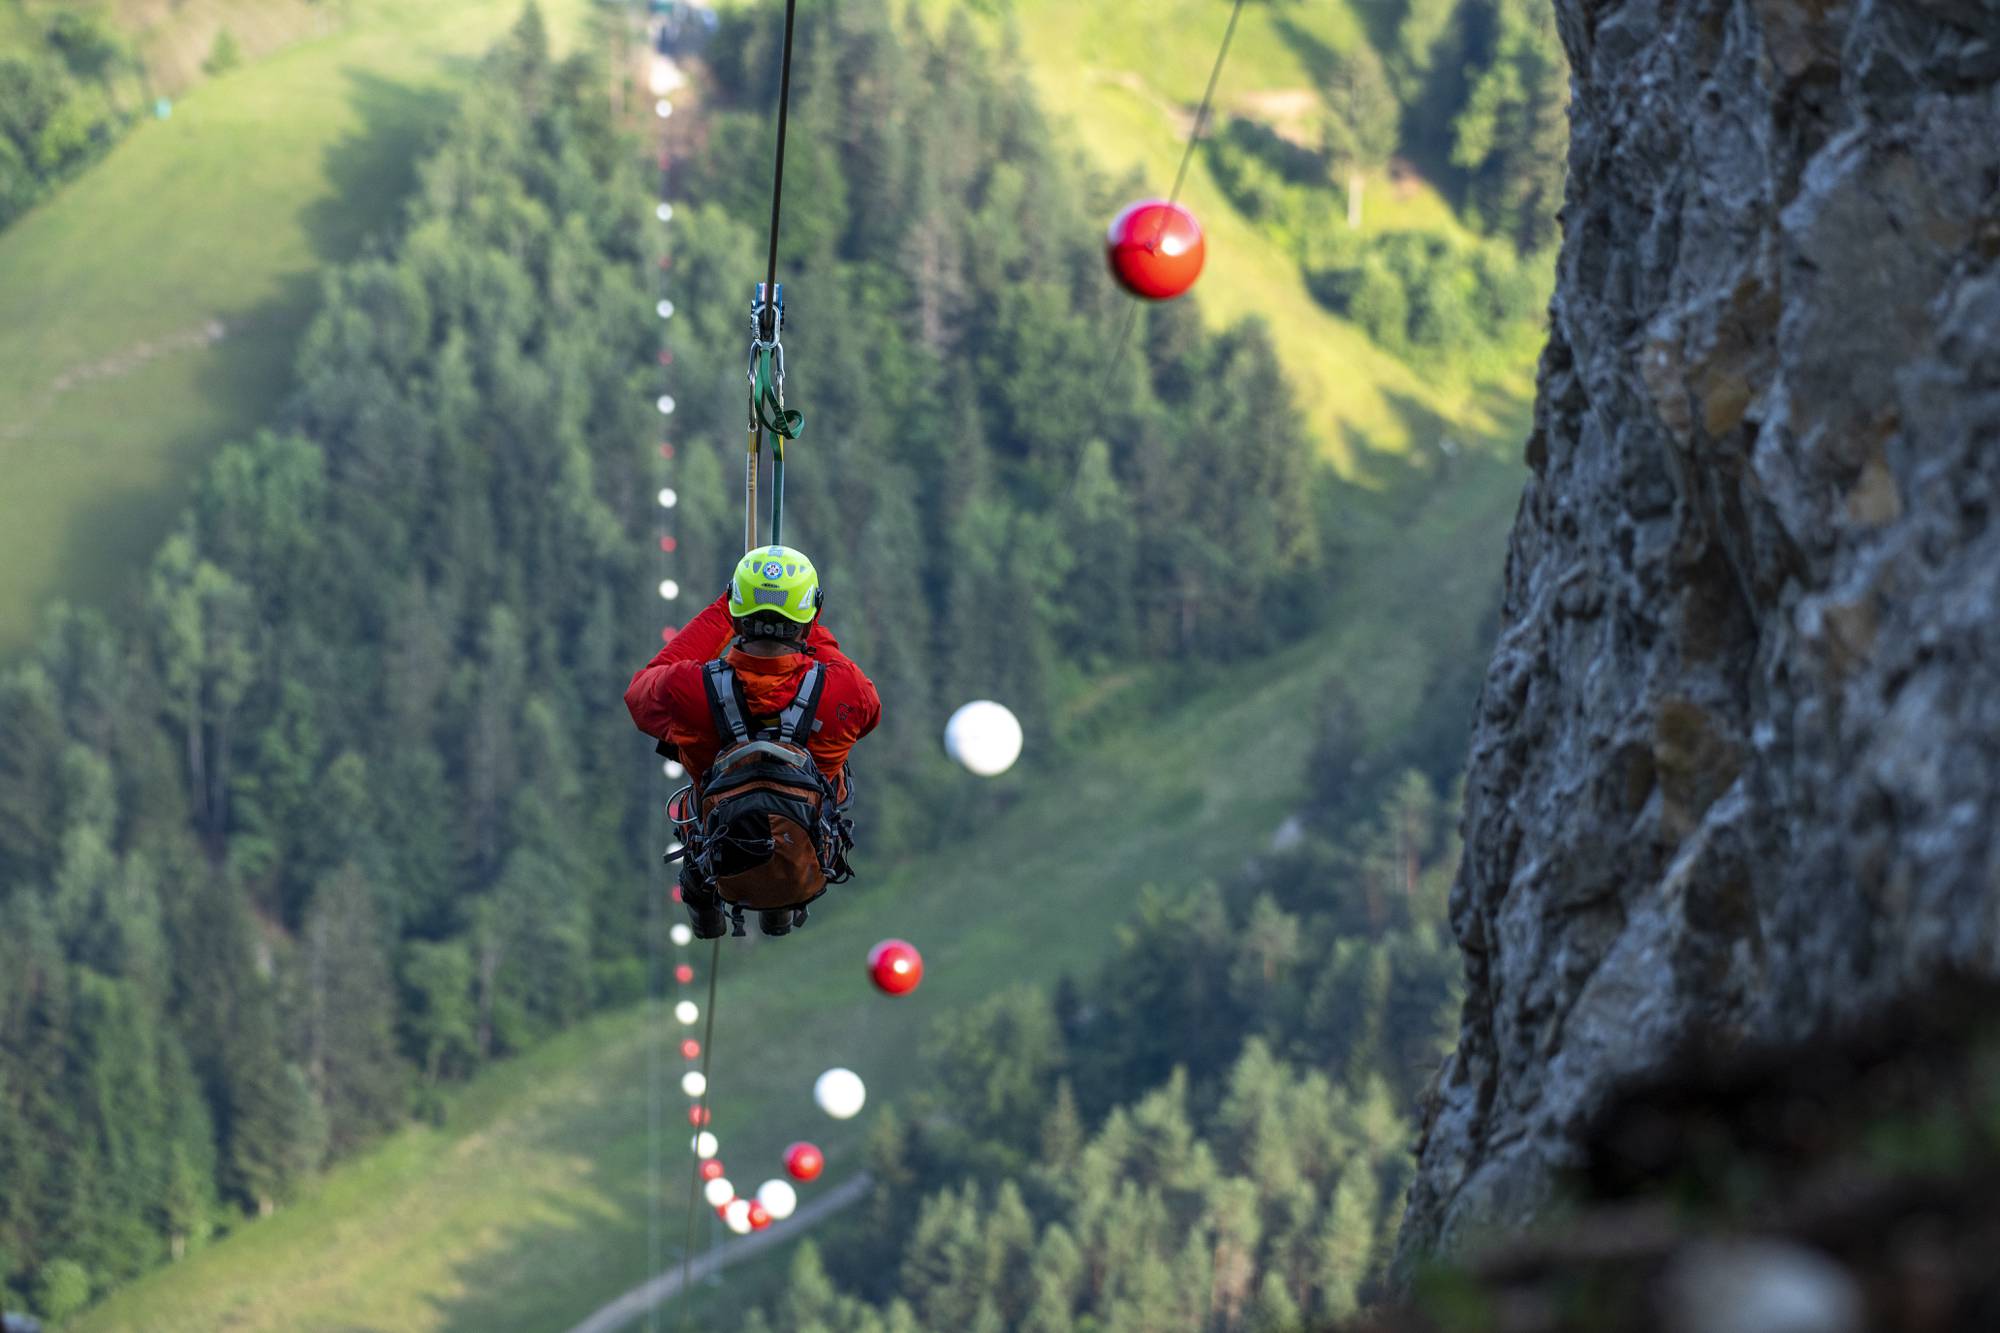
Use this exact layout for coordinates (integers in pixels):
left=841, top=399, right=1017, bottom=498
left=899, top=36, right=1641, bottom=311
left=777, top=663, right=828, bottom=745
left=702, top=661, right=753, bottom=744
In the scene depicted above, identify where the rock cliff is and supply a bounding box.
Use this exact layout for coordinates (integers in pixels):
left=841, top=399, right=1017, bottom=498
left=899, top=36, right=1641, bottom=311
left=1399, top=0, right=2000, bottom=1259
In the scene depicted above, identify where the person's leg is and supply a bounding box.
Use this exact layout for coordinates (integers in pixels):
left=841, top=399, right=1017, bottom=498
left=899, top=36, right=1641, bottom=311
left=679, top=865, right=727, bottom=939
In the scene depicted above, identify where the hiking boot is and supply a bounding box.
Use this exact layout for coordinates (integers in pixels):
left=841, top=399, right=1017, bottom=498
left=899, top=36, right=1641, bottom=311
left=680, top=874, right=727, bottom=940
left=758, top=908, right=798, bottom=937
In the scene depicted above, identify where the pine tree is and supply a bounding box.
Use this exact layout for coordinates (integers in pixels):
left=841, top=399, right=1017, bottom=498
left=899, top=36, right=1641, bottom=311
left=299, top=865, right=407, bottom=1151
left=1315, top=1157, right=1381, bottom=1318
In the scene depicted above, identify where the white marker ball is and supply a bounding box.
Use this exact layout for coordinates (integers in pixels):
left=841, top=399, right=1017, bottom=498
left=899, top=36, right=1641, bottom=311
left=944, top=700, right=1024, bottom=777
left=657, top=486, right=678, bottom=509
left=654, top=99, right=674, bottom=119
left=659, top=579, right=680, bottom=601
left=814, top=1068, right=866, bottom=1120
left=656, top=395, right=676, bottom=416
left=681, top=1070, right=707, bottom=1098
left=669, top=923, right=693, bottom=947
left=722, top=1198, right=752, bottom=1234
left=691, top=1131, right=718, bottom=1159
left=756, top=1179, right=798, bottom=1220
left=674, top=1000, right=699, bottom=1026
left=656, top=299, right=675, bottom=319
left=704, top=1176, right=735, bottom=1208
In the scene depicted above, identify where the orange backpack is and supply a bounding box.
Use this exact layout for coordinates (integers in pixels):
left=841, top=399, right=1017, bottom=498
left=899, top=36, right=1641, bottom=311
left=680, top=659, right=853, bottom=913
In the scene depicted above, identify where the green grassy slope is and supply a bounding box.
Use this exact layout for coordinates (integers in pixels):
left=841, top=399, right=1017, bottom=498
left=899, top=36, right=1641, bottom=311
left=67, top=451, right=1525, bottom=1333
left=0, top=0, right=596, bottom=654
left=909, top=0, right=1538, bottom=468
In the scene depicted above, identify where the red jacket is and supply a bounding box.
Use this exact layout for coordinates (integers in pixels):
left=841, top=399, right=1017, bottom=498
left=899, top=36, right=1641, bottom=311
left=625, top=594, right=881, bottom=787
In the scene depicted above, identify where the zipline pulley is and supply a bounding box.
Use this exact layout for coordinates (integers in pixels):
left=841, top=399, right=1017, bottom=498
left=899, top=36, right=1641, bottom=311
left=744, top=281, right=803, bottom=548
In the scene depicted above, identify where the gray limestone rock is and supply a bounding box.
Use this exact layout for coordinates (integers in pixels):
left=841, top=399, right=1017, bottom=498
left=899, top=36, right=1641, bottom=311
left=1398, top=0, right=2000, bottom=1264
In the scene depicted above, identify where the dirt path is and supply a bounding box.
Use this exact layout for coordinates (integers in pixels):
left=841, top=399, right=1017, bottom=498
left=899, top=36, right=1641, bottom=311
left=561, top=1172, right=873, bottom=1333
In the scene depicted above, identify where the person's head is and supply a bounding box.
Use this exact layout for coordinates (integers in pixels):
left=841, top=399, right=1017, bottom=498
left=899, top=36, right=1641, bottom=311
left=727, top=545, right=822, bottom=653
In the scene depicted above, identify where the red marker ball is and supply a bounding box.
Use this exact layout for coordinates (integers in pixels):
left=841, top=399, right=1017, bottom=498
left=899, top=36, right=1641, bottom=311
left=675, top=963, right=695, bottom=984
left=1105, top=199, right=1205, bottom=300
left=659, top=532, right=678, bottom=549
left=747, top=1201, right=772, bottom=1231
left=688, top=1104, right=710, bottom=1127
left=783, top=1142, right=824, bottom=1182
left=867, top=939, right=924, bottom=996
left=661, top=625, right=678, bottom=643
left=700, top=1159, right=725, bottom=1182
left=681, top=1038, right=701, bottom=1059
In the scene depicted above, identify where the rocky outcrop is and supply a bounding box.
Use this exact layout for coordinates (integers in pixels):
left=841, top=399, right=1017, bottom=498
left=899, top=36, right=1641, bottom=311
left=1398, top=0, right=2000, bottom=1260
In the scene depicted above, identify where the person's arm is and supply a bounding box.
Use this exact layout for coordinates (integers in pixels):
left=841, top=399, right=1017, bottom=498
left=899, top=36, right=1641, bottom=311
left=807, top=661, right=882, bottom=776
left=625, top=594, right=732, bottom=738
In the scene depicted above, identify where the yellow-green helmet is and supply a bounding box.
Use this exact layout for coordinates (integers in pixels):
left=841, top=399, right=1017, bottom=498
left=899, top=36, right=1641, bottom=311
left=728, top=545, right=822, bottom=629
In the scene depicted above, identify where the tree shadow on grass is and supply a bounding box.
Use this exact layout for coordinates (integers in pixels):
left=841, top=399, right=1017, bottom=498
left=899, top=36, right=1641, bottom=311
left=42, top=64, right=461, bottom=640
left=301, top=67, right=459, bottom=263
left=1272, top=11, right=1347, bottom=94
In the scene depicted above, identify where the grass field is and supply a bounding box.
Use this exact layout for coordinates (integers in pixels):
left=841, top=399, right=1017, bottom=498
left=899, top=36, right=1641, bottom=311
left=0, top=0, right=599, bottom=654
left=908, top=0, right=1539, bottom=469
left=67, top=449, right=1525, bottom=1333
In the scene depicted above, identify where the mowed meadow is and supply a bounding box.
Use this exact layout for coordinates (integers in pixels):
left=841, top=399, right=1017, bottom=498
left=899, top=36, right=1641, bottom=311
left=0, top=0, right=598, bottom=651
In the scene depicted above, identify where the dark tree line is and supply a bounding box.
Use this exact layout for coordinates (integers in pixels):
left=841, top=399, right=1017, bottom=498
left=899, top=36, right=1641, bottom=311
left=0, top=2, right=1337, bottom=1318
left=748, top=749, right=1471, bottom=1332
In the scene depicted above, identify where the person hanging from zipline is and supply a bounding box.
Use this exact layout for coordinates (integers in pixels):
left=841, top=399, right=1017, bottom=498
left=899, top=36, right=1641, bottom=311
left=626, top=545, right=880, bottom=939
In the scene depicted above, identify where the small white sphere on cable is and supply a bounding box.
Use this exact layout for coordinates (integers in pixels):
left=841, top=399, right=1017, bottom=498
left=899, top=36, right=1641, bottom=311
left=691, top=1131, right=718, bottom=1159
left=656, top=299, right=675, bottom=319
left=814, top=1068, right=867, bottom=1120
left=704, top=1176, right=735, bottom=1208
left=756, top=1179, right=798, bottom=1221
left=655, top=99, right=674, bottom=119
left=656, top=201, right=675, bottom=222
left=944, top=700, right=1024, bottom=777
left=659, top=579, right=680, bottom=601
left=665, top=759, right=685, bottom=779
left=681, top=1070, right=707, bottom=1098
left=674, top=1000, right=699, bottom=1026
left=656, top=395, right=676, bottom=416
left=657, top=487, right=678, bottom=509
left=722, top=1198, right=752, bottom=1234
left=669, top=923, right=693, bottom=947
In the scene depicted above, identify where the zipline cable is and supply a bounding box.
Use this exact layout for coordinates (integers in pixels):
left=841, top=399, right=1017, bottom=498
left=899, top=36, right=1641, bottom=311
left=747, top=0, right=802, bottom=551
left=676, top=936, right=723, bottom=1333
left=1101, top=0, right=1250, bottom=389
left=647, top=12, right=680, bottom=1329
left=762, top=0, right=799, bottom=327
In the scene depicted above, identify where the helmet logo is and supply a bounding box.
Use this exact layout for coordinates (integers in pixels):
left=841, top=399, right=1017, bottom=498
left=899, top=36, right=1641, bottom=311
left=762, top=561, right=784, bottom=579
